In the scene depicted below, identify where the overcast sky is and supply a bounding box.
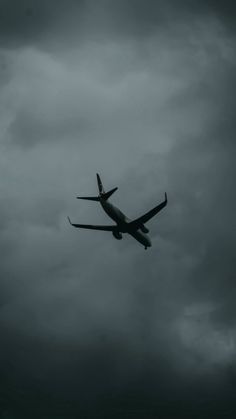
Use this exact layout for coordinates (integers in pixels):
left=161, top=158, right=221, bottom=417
left=0, top=1, right=236, bottom=417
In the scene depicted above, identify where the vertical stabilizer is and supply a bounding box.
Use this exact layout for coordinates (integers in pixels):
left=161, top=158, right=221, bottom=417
left=77, top=174, right=117, bottom=202
left=96, top=173, right=105, bottom=195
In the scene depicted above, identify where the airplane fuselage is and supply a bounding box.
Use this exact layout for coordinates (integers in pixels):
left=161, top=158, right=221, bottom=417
left=100, top=198, right=152, bottom=249
left=69, top=173, right=167, bottom=249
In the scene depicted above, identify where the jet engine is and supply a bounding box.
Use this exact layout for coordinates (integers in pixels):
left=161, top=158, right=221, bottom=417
left=140, top=224, right=149, bottom=233
left=112, top=230, right=122, bottom=240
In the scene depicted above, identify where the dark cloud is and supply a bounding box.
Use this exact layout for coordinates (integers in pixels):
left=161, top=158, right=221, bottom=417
left=0, top=0, right=236, bottom=49
left=0, top=0, right=86, bottom=47
left=0, top=1, right=236, bottom=418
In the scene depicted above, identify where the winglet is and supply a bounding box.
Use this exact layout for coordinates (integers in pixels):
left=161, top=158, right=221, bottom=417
left=67, top=216, right=72, bottom=225
left=165, top=192, right=167, bottom=203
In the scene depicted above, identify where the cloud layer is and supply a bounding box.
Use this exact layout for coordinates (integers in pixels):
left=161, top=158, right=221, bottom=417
left=0, top=1, right=235, bottom=417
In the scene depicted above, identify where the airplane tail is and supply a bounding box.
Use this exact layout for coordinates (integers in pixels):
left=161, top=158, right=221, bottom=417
left=97, top=173, right=118, bottom=201
left=77, top=174, right=118, bottom=202
left=102, top=187, right=118, bottom=200
left=96, top=173, right=105, bottom=194
left=76, top=196, right=100, bottom=201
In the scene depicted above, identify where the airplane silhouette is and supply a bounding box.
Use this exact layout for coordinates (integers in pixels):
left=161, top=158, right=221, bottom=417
left=68, top=174, right=167, bottom=249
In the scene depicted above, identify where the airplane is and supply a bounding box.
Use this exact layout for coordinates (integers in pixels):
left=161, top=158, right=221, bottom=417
left=68, top=174, right=167, bottom=249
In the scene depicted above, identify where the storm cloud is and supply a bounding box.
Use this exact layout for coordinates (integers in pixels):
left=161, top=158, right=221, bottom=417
left=0, top=0, right=236, bottom=417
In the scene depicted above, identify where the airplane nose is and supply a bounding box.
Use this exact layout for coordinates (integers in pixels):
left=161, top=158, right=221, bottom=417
left=146, top=237, right=152, bottom=247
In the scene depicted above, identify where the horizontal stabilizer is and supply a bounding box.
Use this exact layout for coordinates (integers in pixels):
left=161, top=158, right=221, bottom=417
left=67, top=217, right=115, bottom=231
left=102, top=187, right=118, bottom=201
left=76, top=196, right=100, bottom=201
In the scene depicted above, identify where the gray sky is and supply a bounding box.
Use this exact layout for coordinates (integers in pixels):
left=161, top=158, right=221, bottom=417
left=0, top=1, right=236, bottom=417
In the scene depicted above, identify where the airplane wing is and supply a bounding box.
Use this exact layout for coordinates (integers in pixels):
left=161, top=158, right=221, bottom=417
left=129, top=193, right=167, bottom=228
left=67, top=217, right=115, bottom=231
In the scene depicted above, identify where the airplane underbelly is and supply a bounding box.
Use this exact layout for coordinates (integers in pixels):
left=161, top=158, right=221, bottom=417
left=130, top=230, right=152, bottom=247
left=102, top=201, right=126, bottom=223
